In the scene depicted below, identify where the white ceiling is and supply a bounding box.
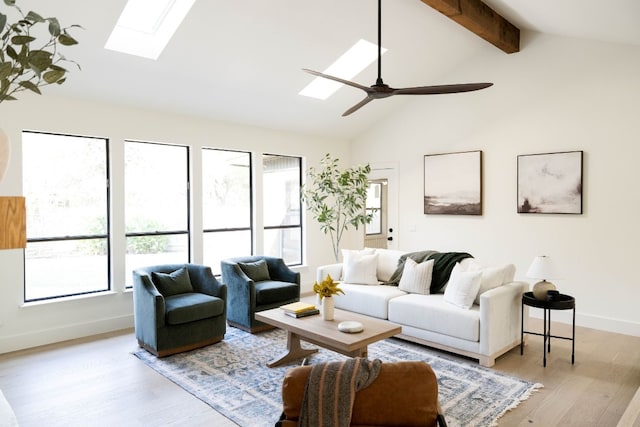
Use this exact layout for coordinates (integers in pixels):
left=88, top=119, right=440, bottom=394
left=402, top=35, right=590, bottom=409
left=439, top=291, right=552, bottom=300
left=14, top=0, right=640, bottom=140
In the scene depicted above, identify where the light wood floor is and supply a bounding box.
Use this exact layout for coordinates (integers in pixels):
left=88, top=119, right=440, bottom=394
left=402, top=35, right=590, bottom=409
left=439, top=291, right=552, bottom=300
left=0, top=319, right=639, bottom=427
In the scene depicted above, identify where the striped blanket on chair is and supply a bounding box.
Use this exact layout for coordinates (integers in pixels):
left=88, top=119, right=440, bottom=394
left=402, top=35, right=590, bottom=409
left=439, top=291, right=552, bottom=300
left=298, top=358, right=382, bottom=427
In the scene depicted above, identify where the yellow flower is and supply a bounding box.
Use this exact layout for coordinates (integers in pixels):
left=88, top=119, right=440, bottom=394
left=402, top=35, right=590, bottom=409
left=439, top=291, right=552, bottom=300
left=313, top=274, right=344, bottom=299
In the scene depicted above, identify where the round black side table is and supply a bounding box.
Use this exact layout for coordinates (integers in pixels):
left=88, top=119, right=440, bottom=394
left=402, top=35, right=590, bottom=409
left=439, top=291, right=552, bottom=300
left=521, top=291, right=575, bottom=367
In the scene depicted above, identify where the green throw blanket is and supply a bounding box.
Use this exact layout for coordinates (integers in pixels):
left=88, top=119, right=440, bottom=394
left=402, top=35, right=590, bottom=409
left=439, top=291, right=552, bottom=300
left=383, top=250, right=473, bottom=293
left=299, top=358, right=382, bottom=427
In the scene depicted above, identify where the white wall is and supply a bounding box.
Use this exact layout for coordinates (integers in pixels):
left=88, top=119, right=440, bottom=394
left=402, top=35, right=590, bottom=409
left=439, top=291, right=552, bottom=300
left=350, top=31, right=640, bottom=336
left=0, top=96, right=344, bottom=353
left=2, top=30, right=638, bottom=353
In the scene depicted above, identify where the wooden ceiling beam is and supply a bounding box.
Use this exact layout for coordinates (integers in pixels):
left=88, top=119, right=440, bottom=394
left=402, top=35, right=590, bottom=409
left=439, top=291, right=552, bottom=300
left=419, top=0, right=520, bottom=54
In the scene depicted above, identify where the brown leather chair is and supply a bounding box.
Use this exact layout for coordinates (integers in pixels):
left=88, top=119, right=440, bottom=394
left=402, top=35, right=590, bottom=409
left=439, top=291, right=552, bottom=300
left=276, top=360, right=447, bottom=427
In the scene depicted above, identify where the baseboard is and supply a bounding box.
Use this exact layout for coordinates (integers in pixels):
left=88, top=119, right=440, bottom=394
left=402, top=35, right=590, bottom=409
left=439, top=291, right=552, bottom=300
left=0, top=314, right=134, bottom=354
left=529, top=311, right=640, bottom=337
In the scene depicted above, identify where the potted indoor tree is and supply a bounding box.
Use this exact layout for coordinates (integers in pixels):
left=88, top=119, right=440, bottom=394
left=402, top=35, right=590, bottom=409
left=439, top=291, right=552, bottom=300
left=0, top=0, right=80, bottom=102
left=0, top=0, right=81, bottom=182
left=301, top=153, right=375, bottom=263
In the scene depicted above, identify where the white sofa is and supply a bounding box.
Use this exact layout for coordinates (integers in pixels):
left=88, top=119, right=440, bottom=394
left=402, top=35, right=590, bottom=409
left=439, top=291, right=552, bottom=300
left=317, top=248, right=528, bottom=367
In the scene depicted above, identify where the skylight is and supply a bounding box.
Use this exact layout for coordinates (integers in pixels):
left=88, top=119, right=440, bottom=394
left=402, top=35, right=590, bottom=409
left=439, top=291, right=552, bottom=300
left=105, top=0, right=196, bottom=60
left=299, top=39, right=387, bottom=100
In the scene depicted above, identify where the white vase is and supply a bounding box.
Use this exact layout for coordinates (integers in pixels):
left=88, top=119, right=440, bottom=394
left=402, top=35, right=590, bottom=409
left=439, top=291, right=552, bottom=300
left=321, top=296, right=335, bottom=321
left=0, top=128, right=9, bottom=183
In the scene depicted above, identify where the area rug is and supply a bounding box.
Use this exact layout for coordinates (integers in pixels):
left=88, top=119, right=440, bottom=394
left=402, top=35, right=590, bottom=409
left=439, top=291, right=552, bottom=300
left=133, top=327, right=542, bottom=427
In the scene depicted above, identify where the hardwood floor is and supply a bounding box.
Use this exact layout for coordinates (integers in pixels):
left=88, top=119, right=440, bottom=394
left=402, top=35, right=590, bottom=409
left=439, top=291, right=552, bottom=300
left=0, top=319, right=638, bottom=426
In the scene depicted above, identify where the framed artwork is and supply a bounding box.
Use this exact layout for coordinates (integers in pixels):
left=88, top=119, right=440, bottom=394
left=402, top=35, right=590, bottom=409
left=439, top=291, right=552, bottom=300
left=517, top=151, right=583, bottom=214
left=424, top=150, right=482, bottom=215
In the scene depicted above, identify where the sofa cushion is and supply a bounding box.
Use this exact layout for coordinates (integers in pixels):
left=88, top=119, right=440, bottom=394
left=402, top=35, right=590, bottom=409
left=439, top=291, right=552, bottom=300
left=255, top=280, right=299, bottom=305
left=238, top=259, right=271, bottom=282
left=443, top=264, right=482, bottom=310
left=342, top=248, right=376, bottom=257
left=164, top=293, right=224, bottom=325
left=151, top=267, right=194, bottom=297
left=388, top=294, right=480, bottom=342
left=373, top=248, right=407, bottom=282
left=474, top=264, right=516, bottom=304
left=399, top=258, right=434, bottom=295
left=333, top=283, right=407, bottom=319
left=342, top=251, right=379, bottom=285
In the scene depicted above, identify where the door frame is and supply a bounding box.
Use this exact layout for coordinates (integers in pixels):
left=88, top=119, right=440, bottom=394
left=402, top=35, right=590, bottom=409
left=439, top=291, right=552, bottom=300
left=368, top=162, right=398, bottom=250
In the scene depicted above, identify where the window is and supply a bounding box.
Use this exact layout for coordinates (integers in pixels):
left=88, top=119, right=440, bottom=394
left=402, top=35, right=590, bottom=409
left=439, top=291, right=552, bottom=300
left=23, top=132, right=110, bottom=302
left=202, top=148, right=252, bottom=275
left=366, top=181, right=382, bottom=235
left=124, top=141, right=189, bottom=285
left=262, top=154, right=302, bottom=265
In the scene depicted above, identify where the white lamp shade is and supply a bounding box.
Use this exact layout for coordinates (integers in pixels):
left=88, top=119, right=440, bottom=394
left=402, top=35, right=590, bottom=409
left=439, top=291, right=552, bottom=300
left=526, top=255, right=561, bottom=280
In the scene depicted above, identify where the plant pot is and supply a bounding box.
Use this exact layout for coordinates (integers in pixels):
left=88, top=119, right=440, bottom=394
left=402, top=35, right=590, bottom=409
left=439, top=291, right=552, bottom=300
left=0, top=128, right=9, bottom=184
left=321, top=296, right=335, bottom=321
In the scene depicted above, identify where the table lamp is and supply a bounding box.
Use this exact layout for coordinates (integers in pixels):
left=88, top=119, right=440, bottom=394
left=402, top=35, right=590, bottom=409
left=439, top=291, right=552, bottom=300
left=526, top=255, right=560, bottom=300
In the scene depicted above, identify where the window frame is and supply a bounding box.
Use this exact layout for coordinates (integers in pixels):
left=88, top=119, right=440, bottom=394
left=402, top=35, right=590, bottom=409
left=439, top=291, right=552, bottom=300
left=201, top=147, right=253, bottom=274
left=22, top=130, right=111, bottom=302
left=124, top=140, right=191, bottom=286
left=262, top=153, right=303, bottom=266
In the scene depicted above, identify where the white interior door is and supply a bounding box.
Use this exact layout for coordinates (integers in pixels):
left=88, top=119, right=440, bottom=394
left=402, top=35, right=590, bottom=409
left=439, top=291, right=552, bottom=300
left=366, top=163, right=398, bottom=250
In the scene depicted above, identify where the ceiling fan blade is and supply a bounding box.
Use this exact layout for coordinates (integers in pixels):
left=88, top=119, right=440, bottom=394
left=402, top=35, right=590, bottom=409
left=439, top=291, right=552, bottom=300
left=302, top=0, right=494, bottom=117
left=342, top=96, right=375, bottom=117
left=393, top=83, right=493, bottom=95
left=302, top=69, right=371, bottom=92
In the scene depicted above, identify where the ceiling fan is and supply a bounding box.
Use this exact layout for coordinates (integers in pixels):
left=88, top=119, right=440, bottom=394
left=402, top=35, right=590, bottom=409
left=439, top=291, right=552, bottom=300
left=302, top=0, right=493, bottom=116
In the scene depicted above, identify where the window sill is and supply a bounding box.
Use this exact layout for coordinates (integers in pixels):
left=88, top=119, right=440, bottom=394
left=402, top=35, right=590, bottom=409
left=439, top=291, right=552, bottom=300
left=21, top=290, right=119, bottom=308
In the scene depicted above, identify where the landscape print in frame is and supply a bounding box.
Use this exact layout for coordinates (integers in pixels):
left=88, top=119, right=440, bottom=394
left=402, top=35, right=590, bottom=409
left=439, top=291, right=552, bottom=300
left=424, top=150, right=482, bottom=215
left=517, top=150, right=583, bottom=214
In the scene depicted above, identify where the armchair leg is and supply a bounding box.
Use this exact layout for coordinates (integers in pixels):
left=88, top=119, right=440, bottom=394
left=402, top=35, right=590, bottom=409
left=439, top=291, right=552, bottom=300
left=138, top=335, right=224, bottom=358
left=437, top=402, right=448, bottom=427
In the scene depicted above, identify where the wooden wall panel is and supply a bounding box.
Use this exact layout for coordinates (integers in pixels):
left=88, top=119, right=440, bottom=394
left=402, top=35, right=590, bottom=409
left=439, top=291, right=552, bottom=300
left=0, top=196, right=26, bottom=249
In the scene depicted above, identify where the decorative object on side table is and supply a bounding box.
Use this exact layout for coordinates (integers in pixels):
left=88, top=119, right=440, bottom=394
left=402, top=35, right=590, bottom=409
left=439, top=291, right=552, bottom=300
left=527, top=255, right=561, bottom=300
left=313, top=274, right=344, bottom=321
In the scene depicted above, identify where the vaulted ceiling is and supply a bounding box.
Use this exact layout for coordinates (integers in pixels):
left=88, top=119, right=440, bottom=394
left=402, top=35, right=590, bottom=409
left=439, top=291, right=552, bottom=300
left=12, top=0, right=640, bottom=140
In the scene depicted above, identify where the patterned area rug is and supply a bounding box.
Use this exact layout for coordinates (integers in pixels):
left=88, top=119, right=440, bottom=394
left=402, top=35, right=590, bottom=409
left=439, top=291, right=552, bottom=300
left=134, top=327, right=541, bottom=427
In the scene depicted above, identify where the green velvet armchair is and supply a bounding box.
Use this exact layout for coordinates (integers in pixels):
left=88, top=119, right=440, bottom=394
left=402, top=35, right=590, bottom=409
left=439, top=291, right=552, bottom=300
left=133, top=263, right=227, bottom=357
left=221, top=256, right=300, bottom=333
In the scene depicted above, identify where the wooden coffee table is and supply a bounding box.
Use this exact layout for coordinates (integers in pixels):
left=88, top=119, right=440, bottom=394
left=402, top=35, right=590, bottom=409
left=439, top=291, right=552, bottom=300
left=255, top=307, right=401, bottom=367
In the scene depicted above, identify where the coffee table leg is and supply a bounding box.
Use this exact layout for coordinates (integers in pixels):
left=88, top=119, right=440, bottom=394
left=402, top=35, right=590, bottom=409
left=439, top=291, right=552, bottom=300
left=266, top=331, right=318, bottom=368
left=359, top=346, right=368, bottom=358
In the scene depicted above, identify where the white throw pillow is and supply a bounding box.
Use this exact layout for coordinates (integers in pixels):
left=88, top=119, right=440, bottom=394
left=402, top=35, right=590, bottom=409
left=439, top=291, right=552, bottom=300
left=444, top=263, right=482, bottom=309
left=373, top=248, right=407, bottom=282
left=342, top=252, right=379, bottom=285
left=342, top=248, right=376, bottom=258
left=399, top=258, right=434, bottom=295
left=474, top=264, right=516, bottom=304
